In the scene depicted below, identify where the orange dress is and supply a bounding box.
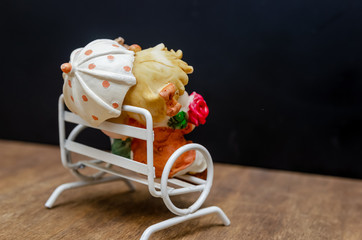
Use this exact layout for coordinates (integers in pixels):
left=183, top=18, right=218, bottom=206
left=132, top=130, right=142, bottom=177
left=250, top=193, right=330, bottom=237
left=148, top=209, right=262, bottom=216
left=129, top=119, right=195, bottom=178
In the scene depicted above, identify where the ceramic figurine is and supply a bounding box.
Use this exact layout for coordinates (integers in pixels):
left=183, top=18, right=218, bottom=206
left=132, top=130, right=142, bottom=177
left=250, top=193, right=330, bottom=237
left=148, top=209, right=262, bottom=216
left=61, top=37, right=209, bottom=178
left=50, top=38, right=230, bottom=238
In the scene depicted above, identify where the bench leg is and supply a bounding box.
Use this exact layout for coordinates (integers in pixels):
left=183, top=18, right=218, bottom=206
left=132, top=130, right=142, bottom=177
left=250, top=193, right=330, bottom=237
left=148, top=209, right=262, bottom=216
left=140, top=206, right=230, bottom=240
left=45, top=175, right=135, bottom=208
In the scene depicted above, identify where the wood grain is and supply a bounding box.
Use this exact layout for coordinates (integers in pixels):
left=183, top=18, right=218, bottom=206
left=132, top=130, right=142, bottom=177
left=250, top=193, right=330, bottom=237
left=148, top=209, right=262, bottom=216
left=0, top=140, right=361, bottom=239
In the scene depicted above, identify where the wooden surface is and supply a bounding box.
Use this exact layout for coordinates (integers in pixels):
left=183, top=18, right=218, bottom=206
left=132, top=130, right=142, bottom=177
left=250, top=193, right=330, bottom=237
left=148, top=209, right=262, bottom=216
left=0, top=140, right=362, bottom=240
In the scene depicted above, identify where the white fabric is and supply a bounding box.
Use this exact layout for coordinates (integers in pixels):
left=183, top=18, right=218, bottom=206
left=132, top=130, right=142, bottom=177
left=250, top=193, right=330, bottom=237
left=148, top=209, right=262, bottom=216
left=62, top=39, right=136, bottom=126
left=174, top=151, right=207, bottom=176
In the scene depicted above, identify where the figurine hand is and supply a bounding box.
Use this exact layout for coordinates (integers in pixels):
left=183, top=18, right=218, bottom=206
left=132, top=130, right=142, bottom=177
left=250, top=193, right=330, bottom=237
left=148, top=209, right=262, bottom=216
left=159, top=83, right=182, bottom=117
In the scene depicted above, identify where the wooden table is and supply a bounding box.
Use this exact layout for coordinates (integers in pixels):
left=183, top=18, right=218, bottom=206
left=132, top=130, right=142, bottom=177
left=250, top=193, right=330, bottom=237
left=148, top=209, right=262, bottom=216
left=0, top=140, right=361, bottom=239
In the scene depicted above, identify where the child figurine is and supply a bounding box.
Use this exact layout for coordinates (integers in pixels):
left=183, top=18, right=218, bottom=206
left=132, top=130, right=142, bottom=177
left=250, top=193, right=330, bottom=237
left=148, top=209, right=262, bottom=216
left=61, top=37, right=209, bottom=178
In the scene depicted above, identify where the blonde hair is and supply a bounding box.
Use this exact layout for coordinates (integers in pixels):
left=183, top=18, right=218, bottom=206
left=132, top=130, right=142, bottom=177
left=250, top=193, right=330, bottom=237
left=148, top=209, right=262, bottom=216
left=112, top=43, right=193, bottom=124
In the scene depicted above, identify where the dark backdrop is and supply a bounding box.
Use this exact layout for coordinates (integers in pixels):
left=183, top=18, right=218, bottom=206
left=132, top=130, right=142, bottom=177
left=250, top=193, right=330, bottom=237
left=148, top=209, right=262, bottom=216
left=2, top=0, right=362, bottom=178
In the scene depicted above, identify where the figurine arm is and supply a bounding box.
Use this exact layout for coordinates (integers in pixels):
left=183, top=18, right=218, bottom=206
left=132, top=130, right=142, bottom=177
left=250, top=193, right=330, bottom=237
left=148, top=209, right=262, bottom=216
left=101, top=130, right=129, bottom=140
left=159, top=83, right=182, bottom=117
left=181, top=123, right=195, bottom=135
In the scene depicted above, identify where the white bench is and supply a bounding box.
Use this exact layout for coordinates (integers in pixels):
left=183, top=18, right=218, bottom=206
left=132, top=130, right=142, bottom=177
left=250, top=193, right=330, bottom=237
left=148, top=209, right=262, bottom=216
left=45, top=94, right=230, bottom=239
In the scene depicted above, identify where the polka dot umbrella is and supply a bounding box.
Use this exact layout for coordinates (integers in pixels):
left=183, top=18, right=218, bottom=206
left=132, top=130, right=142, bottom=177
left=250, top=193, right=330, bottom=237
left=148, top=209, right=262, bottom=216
left=61, top=39, right=137, bottom=126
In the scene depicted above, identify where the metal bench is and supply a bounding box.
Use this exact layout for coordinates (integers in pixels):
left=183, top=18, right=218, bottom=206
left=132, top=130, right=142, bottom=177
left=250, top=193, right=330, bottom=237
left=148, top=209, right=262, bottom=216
left=45, top=94, right=230, bottom=239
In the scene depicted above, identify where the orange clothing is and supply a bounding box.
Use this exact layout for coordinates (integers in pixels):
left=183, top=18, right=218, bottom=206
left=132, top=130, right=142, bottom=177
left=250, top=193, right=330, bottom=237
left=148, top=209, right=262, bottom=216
left=129, top=119, right=195, bottom=177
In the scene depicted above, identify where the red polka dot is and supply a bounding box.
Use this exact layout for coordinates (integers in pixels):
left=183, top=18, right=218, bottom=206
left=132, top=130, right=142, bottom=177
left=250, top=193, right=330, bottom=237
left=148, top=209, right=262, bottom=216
left=112, top=103, right=119, bottom=108
left=102, top=80, right=110, bottom=88
left=85, top=49, right=93, bottom=55
left=88, top=63, right=96, bottom=69
left=92, top=115, right=98, bottom=120
left=68, top=80, right=72, bottom=88
left=112, top=44, right=120, bottom=48
left=123, top=66, right=131, bottom=72
left=71, top=96, right=74, bottom=102
left=82, top=95, right=88, bottom=101
left=107, top=55, right=114, bottom=60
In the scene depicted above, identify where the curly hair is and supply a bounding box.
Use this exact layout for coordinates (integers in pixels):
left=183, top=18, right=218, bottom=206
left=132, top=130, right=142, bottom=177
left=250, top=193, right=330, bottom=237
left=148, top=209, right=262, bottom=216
left=119, top=43, right=193, bottom=124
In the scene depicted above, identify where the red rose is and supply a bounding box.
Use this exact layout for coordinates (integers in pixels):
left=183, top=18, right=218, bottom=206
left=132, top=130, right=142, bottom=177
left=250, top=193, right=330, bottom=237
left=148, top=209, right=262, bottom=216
left=188, top=92, right=209, bottom=126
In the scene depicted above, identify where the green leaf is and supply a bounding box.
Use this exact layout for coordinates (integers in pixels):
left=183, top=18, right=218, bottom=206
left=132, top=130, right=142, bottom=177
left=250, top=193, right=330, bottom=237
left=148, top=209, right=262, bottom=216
left=111, top=138, right=132, bottom=158
left=167, top=111, right=187, bottom=129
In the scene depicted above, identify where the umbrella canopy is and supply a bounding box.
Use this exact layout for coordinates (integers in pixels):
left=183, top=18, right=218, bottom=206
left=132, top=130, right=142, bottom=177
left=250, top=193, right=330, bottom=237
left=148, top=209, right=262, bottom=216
left=62, top=39, right=136, bottom=126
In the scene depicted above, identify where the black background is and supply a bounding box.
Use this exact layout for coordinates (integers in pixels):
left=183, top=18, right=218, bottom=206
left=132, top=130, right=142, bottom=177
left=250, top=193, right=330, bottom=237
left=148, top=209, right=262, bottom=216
left=2, top=0, right=362, bottom=178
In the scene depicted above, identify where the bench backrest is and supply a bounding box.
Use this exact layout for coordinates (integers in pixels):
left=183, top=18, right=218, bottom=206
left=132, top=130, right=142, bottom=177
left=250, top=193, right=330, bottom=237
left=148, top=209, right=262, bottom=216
left=58, top=94, right=155, bottom=178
